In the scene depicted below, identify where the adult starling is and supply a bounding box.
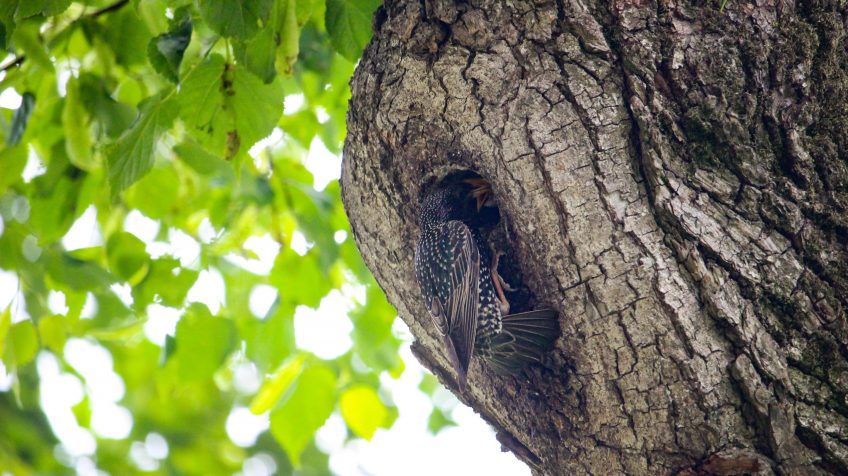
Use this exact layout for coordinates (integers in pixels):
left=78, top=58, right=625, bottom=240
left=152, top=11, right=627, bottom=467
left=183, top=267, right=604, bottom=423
left=414, top=177, right=559, bottom=390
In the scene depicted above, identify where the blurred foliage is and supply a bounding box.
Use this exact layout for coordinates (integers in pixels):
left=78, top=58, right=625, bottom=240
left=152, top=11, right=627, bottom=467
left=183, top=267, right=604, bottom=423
left=0, top=0, right=457, bottom=474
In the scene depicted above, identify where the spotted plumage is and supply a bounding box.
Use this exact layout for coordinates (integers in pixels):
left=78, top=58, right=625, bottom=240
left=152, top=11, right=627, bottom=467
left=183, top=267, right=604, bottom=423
left=414, top=178, right=559, bottom=389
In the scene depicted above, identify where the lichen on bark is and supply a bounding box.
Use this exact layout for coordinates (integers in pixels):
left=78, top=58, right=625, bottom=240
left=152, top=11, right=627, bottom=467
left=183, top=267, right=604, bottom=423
left=341, top=0, right=848, bottom=474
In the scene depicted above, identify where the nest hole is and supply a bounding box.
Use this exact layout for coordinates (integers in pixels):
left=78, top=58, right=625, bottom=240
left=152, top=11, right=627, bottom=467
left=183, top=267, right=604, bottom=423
left=424, top=169, right=543, bottom=314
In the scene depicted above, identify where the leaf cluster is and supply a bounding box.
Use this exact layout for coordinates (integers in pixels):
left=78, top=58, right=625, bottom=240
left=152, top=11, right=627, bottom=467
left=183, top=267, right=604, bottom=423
left=0, top=0, right=450, bottom=474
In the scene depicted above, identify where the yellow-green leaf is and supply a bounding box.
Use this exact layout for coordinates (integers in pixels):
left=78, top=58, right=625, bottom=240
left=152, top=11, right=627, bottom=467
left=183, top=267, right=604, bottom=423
left=63, top=77, right=95, bottom=170
left=339, top=384, right=390, bottom=440
left=249, top=353, right=305, bottom=414
left=6, top=320, right=38, bottom=367
left=37, top=314, right=66, bottom=353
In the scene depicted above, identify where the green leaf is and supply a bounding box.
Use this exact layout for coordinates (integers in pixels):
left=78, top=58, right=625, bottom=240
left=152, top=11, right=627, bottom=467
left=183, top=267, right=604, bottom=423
left=230, top=66, right=284, bottom=148
left=45, top=250, right=114, bottom=292
left=77, top=73, right=137, bottom=139
left=279, top=110, right=319, bottom=148
left=29, top=176, right=78, bottom=242
left=123, top=164, right=180, bottom=219
left=269, top=363, right=335, bottom=466
left=101, top=8, right=154, bottom=67
left=427, top=406, right=456, bottom=434
left=174, top=140, right=234, bottom=180
left=62, top=78, right=95, bottom=170
left=6, top=92, right=35, bottom=146
left=249, top=354, right=305, bottom=414
left=133, top=257, right=199, bottom=308
left=241, top=304, right=295, bottom=373
left=270, top=249, right=328, bottom=309
left=350, top=283, right=401, bottom=373
left=72, top=395, right=91, bottom=427
left=42, top=0, right=71, bottom=16
left=106, top=232, right=150, bottom=285
left=198, top=0, right=273, bottom=39
left=0, top=307, right=10, bottom=358
left=147, top=19, right=192, bottom=83
left=37, top=314, right=66, bottom=353
left=177, top=54, right=225, bottom=130
left=275, top=0, right=299, bottom=75
left=339, top=384, right=391, bottom=440
left=0, top=145, right=27, bottom=193
left=325, top=0, right=380, bottom=61
left=233, top=26, right=278, bottom=83
left=106, top=94, right=178, bottom=196
left=173, top=303, right=235, bottom=381
left=6, top=320, right=38, bottom=367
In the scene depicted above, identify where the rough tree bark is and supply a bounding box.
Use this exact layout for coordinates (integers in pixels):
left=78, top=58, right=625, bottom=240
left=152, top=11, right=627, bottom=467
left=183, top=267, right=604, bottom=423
left=340, top=0, right=848, bottom=474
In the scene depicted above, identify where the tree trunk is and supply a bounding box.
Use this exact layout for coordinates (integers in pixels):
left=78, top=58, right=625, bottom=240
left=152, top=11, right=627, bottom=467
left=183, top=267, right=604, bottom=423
left=340, top=0, right=848, bottom=474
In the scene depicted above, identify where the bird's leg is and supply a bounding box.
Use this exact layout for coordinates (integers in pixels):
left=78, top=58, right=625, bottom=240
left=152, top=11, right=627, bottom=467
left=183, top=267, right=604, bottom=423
left=490, top=251, right=511, bottom=315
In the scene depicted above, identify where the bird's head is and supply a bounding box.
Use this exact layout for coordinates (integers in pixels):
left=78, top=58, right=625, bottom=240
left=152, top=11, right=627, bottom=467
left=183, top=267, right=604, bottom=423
left=419, top=173, right=499, bottom=227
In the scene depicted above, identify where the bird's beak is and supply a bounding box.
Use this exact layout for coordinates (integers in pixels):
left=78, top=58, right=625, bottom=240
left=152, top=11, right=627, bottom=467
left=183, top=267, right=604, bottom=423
left=464, top=178, right=493, bottom=211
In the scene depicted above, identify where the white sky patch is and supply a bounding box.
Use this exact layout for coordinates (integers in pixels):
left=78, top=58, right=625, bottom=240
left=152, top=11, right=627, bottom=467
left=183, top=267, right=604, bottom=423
left=186, top=268, right=226, bottom=315
left=225, top=234, right=280, bottom=275
left=248, top=127, right=284, bottom=159
left=0, top=216, right=5, bottom=237
left=144, top=304, right=181, bottom=346
left=294, top=290, right=353, bottom=359
left=283, top=94, right=304, bottom=113
left=0, top=361, right=13, bottom=391
left=315, top=106, right=330, bottom=124
left=62, top=206, right=103, bottom=251
left=197, top=217, right=219, bottom=244
left=315, top=413, right=347, bottom=454
left=248, top=284, right=277, bottom=319
left=110, top=283, right=133, bottom=307
left=226, top=407, right=269, bottom=448
left=333, top=230, right=348, bottom=244
left=130, top=441, right=159, bottom=472
left=245, top=234, right=280, bottom=265
left=232, top=362, right=261, bottom=395
left=0, top=270, right=30, bottom=323
left=80, top=292, right=97, bottom=319
left=289, top=230, right=310, bottom=256
left=47, top=290, right=69, bottom=315
left=0, top=269, right=19, bottom=310
left=240, top=453, right=277, bottom=476
left=304, top=137, right=341, bottom=192
left=145, top=432, right=169, bottom=460
left=0, top=87, right=22, bottom=108
left=328, top=344, right=530, bottom=476
left=55, top=59, right=80, bottom=97
left=123, top=210, right=161, bottom=244
left=22, top=147, right=46, bottom=183
left=75, top=456, right=105, bottom=476
left=64, top=339, right=133, bottom=440
left=37, top=352, right=97, bottom=456
left=147, top=228, right=200, bottom=268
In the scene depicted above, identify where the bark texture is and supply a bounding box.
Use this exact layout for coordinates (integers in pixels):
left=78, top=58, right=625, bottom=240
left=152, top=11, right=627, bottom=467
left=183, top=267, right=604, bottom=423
left=340, top=0, right=848, bottom=474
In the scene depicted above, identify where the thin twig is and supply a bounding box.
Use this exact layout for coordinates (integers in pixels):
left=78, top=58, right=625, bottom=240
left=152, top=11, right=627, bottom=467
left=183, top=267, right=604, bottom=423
left=0, top=55, right=26, bottom=73
left=0, top=0, right=131, bottom=73
left=91, top=0, right=130, bottom=18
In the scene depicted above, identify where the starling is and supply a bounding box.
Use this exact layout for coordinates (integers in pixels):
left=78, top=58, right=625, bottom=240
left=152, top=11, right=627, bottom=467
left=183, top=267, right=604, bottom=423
left=414, top=177, right=559, bottom=390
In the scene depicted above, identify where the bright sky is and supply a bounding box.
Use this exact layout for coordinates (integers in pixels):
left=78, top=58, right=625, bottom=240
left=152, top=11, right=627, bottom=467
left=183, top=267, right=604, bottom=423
left=0, top=88, right=530, bottom=475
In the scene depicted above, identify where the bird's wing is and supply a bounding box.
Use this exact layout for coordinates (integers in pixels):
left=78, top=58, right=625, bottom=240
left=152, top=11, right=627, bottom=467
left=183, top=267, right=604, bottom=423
left=414, top=220, right=480, bottom=385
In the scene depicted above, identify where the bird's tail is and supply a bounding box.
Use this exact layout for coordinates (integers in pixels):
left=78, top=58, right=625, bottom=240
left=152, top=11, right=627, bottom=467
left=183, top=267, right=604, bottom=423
left=485, top=309, right=559, bottom=375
